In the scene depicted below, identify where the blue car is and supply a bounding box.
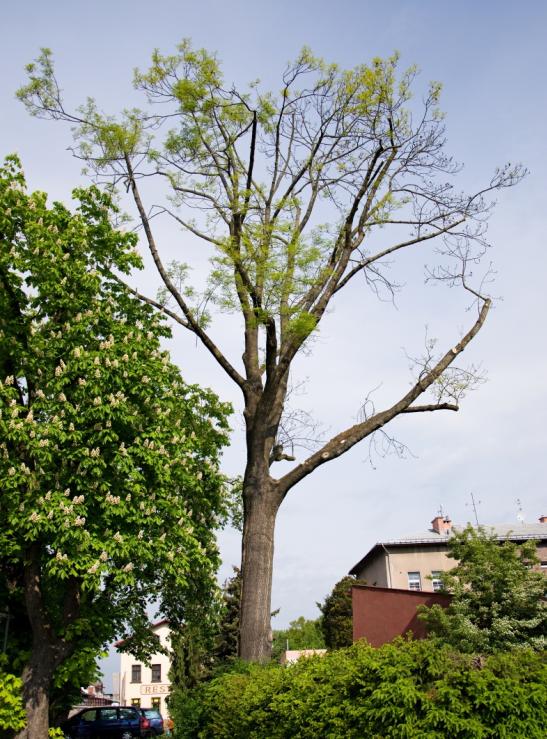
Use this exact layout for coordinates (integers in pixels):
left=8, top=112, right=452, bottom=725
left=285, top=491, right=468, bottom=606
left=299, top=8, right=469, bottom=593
left=139, top=708, right=164, bottom=736
left=60, top=706, right=152, bottom=738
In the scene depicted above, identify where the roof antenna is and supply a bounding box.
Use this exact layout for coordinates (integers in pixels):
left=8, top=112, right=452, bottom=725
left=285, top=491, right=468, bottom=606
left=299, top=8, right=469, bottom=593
left=516, top=498, right=525, bottom=523
left=466, top=492, right=481, bottom=527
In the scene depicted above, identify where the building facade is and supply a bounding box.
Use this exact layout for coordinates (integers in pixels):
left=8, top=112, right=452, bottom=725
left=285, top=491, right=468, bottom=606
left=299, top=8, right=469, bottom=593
left=349, top=514, right=547, bottom=592
left=352, top=585, right=451, bottom=646
left=349, top=513, right=547, bottom=647
left=116, top=620, right=172, bottom=719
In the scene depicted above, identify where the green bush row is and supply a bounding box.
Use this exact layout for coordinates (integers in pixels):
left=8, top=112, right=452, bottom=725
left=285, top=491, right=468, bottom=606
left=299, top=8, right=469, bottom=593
left=171, top=639, right=547, bottom=738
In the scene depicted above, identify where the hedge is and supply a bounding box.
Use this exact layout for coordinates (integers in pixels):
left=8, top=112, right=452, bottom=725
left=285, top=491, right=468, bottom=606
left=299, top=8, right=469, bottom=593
left=170, top=639, right=546, bottom=738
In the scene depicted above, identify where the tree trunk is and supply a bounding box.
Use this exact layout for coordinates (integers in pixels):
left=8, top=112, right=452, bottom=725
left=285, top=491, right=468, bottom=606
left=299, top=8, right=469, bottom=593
left=15, top=648, right=54, bottom=739
left=239, top=475, right=279, bottom=662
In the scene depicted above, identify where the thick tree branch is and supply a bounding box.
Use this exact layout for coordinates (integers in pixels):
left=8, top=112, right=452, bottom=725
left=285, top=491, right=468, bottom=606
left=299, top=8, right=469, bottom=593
left=401, top=402, right=459, bottom=413
left=276, top=298, right=490, bottom=496
left=124, top=155, right=246, bottom=389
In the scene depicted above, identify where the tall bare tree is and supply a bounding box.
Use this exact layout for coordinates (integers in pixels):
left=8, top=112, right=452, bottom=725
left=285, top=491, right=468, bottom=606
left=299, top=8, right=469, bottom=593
left=18, top=44, right=524, bottom=661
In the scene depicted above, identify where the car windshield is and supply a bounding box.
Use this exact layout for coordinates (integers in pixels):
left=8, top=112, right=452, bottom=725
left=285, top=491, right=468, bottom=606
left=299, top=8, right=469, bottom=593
left=143, top=709, right=161, bottom=718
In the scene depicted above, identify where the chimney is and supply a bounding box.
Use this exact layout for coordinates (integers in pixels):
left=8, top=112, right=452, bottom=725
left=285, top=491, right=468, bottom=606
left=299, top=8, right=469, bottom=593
left=539, top=515, right=547, bottom=524
left=431, top=515, right=452, bottom=535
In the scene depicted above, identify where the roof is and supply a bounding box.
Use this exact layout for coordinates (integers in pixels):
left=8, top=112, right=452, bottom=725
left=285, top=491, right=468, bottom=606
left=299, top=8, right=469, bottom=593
left=113, top=619, right=170, bottom=648
left=349, top=522, right=547, bottom=576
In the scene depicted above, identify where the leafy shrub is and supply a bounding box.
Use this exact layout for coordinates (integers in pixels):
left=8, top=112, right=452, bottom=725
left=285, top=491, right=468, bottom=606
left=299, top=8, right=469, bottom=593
left=419, top=526, right=547, bottom=653
left=0, top=669, right=26, bottom=735
left=172, top=639, right=547, bottom=738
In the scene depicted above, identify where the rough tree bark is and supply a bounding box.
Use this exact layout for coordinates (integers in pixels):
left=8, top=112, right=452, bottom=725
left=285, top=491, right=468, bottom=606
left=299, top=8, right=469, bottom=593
left=17, top=647, right=55, bottom=739
left=14, top=546, right=77, bottom=738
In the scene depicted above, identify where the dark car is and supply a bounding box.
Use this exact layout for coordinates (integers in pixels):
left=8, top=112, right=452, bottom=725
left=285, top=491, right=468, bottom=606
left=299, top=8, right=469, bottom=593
left=60, top=706, right=152, bottom=738
left=139, top=708, right=164, bottom=736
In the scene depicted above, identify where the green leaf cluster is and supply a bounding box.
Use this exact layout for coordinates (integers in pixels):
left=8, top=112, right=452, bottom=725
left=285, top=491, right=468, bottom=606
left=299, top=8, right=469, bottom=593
left=419, top=525, right=547, bottom=653
left=0, top=663, right=26, bottom=734
left=170, top=639, right=547, bottom=739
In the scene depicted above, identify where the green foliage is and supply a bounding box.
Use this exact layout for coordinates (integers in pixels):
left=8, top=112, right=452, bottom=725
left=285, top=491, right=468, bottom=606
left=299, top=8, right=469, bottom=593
left=271, top=617, right=325, bottom=661
left=17, top=43, right=429, bottom=353
left=171, top=640, right=547, bottom=739
left=0, top=665, right=26, bottom=734
left=213, top=566, right=242, bottom=665
left=318, top=575, right=365, bottom=649
left=419, top=525, right=547, bottom=653
left=49, top=647, right=104, bottom=725
left=168, top=566, right=241, bottom=727
left=0, top=155, right=231, bottom=694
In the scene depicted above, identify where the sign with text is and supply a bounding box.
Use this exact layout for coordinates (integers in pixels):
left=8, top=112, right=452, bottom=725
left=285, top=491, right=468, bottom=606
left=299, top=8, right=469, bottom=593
left=140, top=683, right=170, bottom=695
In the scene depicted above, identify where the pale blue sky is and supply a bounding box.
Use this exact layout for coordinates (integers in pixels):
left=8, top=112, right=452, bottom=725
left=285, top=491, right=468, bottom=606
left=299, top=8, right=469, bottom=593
left=2, top=0, right=546, bottom=684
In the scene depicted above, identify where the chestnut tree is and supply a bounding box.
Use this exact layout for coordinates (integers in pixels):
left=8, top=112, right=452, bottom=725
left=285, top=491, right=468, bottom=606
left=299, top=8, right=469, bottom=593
left=0, top=156, right=231, bottom=738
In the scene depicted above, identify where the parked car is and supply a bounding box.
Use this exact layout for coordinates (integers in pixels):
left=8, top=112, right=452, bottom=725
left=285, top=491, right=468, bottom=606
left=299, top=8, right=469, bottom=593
left=60, top=706, right=152, bottom=738
left=139, top=708, right=164, bottom=736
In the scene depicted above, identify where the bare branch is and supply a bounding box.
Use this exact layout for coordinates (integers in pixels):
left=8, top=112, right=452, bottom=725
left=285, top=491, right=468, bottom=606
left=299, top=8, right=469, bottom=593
left=276, top=298, right=491, bottom=496
left=111, top=274, right=190, bottom=329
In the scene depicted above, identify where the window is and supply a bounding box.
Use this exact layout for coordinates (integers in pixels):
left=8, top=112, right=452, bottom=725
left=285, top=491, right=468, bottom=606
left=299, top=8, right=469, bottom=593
left=99, top=708, right=118, bottom=722
left=131, top=664, right=141, bottom=683
left=131, top=698, right=141, bottom=708
left=151, top=663, right=162, bottom=683
left=541, top=561, right=547, bottom=569
left=407, top=571, right=421, bottom=591
left=120, top=708, right=138, bottom=719
left=431, top=571, right=443, bottom=592
left=80, top=710, right=97, bottom=722
left=151, top=698, right=161, bottom=711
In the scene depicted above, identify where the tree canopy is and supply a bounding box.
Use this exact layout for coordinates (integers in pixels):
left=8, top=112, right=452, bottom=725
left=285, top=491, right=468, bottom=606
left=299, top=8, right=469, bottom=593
left=17, top=43, right=525, bottom=661
left=419, top=525, right=547, bottom=653
left=319, top=575, right=366, bottom=649
left=0, top=155, right=231, bottom=736
left=271, top=616, right=325, bottom=661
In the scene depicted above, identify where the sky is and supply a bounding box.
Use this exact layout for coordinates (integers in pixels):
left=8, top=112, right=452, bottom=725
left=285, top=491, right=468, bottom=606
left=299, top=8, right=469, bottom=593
left=2, top=0, right=546, bottom=684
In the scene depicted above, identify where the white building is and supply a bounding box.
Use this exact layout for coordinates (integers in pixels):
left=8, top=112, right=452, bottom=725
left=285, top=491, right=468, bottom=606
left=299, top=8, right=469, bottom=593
left=116, top=620, right=172, bottom=719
